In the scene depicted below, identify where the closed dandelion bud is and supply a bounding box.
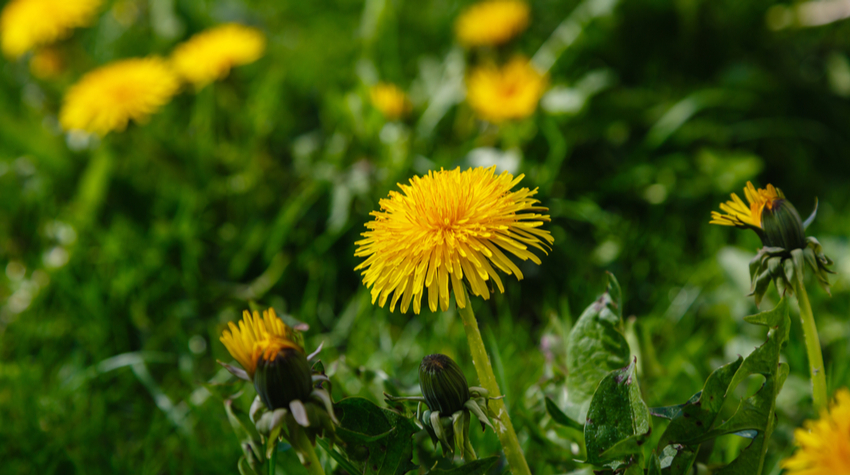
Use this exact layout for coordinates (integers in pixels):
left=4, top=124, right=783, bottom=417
left=419, top=354, right=470, bottom=415
left=254, top=346, right=313, bottom=411
left=761, top=199, right=806, bottom=251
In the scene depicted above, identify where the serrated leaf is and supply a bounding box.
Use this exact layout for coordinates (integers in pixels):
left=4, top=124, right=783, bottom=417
left=584, top=359, right=651, bottom=469
left=545, top=396, right=583, bottom=431
left=426, top=456, right=499, bottom=475
left=335, top=397, right=419, bottom=475
left=654, top=298, right=790, bottom=475
left=566, top=273, right=631, bottom=421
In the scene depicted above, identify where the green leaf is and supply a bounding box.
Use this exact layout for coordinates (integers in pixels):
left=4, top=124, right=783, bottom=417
left=584, top=359, right=651, bottom=469
left=654, top=298, right=790, bottom=475
left=647, top=453, right=662, bottom=475
left=335, top=397, right=419, bottom=475
left=545, top=396, right=583, bottom=431
left=566, top=273, right=631, bottom=420
left=425, top=456, right=499, bottom=475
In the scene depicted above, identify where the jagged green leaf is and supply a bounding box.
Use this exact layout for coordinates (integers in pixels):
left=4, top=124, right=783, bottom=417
left=335, top=397, right=419, bottom=475
left=566, top=273, right=631, bottom=420
left=584, top=359, right=651, bottom=469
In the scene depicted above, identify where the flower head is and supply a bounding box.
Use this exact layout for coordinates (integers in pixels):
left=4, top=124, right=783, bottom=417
left=455, top=0, right=529, bottom=47
left=354, top=166, right=553, bottom=314
left=1, top=0, right=102, bottom=58
left=782, top=388, right=850, bottom=475
left=220, top=308, right=303, bottom=379
left=59, top=57, right=179, bottom=135
left=711, top=182, right=834, bottom=305
left=171, top=23, right=265, bottom=89
left=29, top=47, right=64, bottom=79
left=420, top=354, right=470, bottom=415
left=466, top=57, right=547, bottom=123
left=370, top=83, right=411, bottom=120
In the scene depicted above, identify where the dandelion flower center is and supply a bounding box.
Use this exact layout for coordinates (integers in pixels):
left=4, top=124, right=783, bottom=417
left=354, top=166, right=553, bottom=314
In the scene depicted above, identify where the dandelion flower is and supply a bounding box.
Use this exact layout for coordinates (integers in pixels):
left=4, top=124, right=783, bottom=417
left=219, top=308, right=303, bottom=380
left=59, top=57, right=179, bottom=135
left=782, top=388, right=850, bottom=475
left=370, top=83, right=411, bottom=120
left=29, top=47, right=64, bottom=79
left=354, top=166, right=553, bottom=314
left=171, top=23, right=265, bottom=89
left=1, top=0, right=102, bottom=59
left=710, top=181, right=786, bottom=230
left=455, top=0, right=529, bottom=47
left=467, top=57, right=547, bottom=123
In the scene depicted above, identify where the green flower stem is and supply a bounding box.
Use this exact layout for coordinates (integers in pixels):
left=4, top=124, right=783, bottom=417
left=795, top=278, right=828, bottom=411
left=72, top=144, right=113, bottom=228
left=457, top=289, right=530, bottom=475
left=293, top=426, right=325, bottom=475
left=268, top=442, right=276, bottom=475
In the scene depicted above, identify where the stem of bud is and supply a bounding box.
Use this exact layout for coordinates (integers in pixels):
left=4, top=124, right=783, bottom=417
left=795, top=277, right=828, bottom=411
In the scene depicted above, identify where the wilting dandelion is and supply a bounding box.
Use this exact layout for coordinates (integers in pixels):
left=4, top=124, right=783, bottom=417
left=455, top=0, right=530, bottom=47
left=711, top=181, right=833, bottom=410
left=370, top=82, right=411, bottom=120
left=0, top=0, right=102, bottom=58
left=782, top=388, right=850, bottom=474
left=60, top=57, right=179, bottom=135
left=170, top=23, right=265, bottom=89
left=354, top=166, right=553, bottom=314
left=466, top=57, right=547, bottom=123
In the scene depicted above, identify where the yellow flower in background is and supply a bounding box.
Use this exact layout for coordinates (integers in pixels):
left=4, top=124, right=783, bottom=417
left=219, top=308, right=303, bottom=379
left=0, top=0, right=102, bottom=59
left=710, top=181, right=783, bottom=229
left=171, top=23, right=266, bottom=89
left=60, top=57, right=179, bottom=135
left=370, top=83, right=411, bottom=120
left=466, top=57, right=547, bottom=123
left=29, top=47, right=64, bottom=79
left=782, top=388, right=850, bottom=475
left=354, top=166, right=553, bottom=314
left=455, top=0, right=529, bottom=47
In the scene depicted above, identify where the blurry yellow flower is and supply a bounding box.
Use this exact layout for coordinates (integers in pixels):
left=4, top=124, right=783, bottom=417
left=782, top=388, right=850, bottom=475
left=455, top=0, right=529, bottom=47
left=466, top=57, right=547, bottom=123
left=171, top=23, right=266, bottom=89
left=370, top=83, right=411, bottom=120
left=710, top=181, right=783, bottom=229
left=29, top=47, right=63, bottom=79
left=59, top=57, right=179, bottom=135
left=220, top=308, right=303, bottom=379
left=1, top=0, right=102, bottom=59
left=354, top=166, right=553, bottom=314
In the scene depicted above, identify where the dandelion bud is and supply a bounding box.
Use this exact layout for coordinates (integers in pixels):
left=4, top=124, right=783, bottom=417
left=419, top=354, right=470, bottom=415
left=761, top=199, right=807, bottom=251
left=253, top=346, right=313, bottom=411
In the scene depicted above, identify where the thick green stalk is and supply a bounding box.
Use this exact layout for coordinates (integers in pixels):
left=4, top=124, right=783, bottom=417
left=456, top=289, right=530, bottom=475
left=293, top=427, right=325, bottom=475
left=795, top=278, right=828, bottom=411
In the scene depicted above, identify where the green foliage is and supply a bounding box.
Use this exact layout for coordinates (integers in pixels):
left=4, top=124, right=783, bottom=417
left=335, top=397, right=419, bottom=475
left=426, top=456, right=499, bottom=475
left=566, top=273, right=631, bottom=420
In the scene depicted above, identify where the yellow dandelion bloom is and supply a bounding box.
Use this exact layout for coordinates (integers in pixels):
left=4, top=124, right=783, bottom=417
left=1, top=0, right=102, bottom=59
left=59, top=57, right=179, bottom=135
left=29, top=47, right=64, bottom=79
left=782, top=388, right=850, bottom=475
left=170, top=23, right=265, bottom=89
left=455, top=0, right=529, bottom=47
left=220, top=308, right=303, bottom=379
left=370, top=83, right=411, bottom=120
left=354, top=166, right=554, bottom=314
left=710, top=181, right=784, bottom=229
left=466, top=57, right=547, bottom=123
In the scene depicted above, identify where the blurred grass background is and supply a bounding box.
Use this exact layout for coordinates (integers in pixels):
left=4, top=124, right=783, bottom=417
left=1, top=0, right=850, bottom=473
